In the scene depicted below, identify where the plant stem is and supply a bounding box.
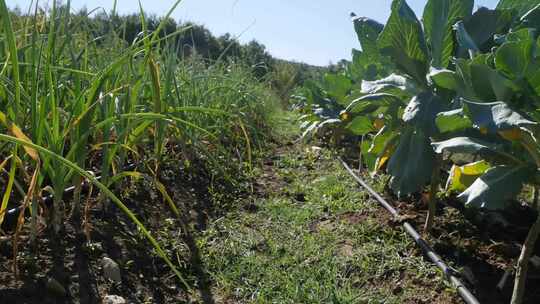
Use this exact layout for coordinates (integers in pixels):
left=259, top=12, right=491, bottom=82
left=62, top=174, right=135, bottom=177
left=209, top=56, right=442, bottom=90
left=358, top=136, right=363, bottom=172
left=30, top=195, right=37, bottom=248
left=511, top=213, right=540, bottom=304
left=533, top=187, right=539, bottom=211
left=70, top=179, right=82, bottom=230
left=424, top=157, right=440, bottom=232
left=52, top=195, right=64, bottom=234
left=511, top=135, right=540, bottom=303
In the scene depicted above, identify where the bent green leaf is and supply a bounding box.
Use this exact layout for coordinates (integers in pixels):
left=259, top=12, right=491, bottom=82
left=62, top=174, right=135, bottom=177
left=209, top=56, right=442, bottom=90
left=458, top=165, right=531, bottom=209
left=446, top=160, right=491, bottom=193
left=346, top=93, right=403, bottom=114
left=402, top=92, right=443, bottom=136
left=436, top=109, right=473, bottom=133
left=463, top=100, right=537, bottom=133
left=351, top=15, right=384, bottom=57
left=388, top=128, right=435, bottom=197
left=361, top=74, right=420, bottom=99
left=0, top=134, right=190, bottom=290
left=428, top=68, right=458, bottom=90
left=347, top=116, right=374, bottom=135
left=432, top=137, right=500, bottom=155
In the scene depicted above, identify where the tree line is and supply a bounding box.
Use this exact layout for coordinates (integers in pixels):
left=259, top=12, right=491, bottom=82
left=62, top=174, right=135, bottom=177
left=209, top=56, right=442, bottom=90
left=9, top=3, right=328, bottom=100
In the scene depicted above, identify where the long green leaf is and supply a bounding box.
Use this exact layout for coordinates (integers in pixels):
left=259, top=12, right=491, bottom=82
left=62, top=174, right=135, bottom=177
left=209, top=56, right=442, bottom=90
left=0, top=0, right=21, bottom=117
left=377, top=0, right=429, bottom=85
left=423, top=0, right=473, bottom=68
left=388, top=128, right=435, bottom=196
left=432, top=137, right=501, bottom=154
left=351, top=14, right=384, bottom=58
left=458, top=165, right=531, bottom=209
left=497, top=0, right=540, bottom=15
left=463, top=100, right=537, bottom=133
left=0, top=134, right=191, bottom=290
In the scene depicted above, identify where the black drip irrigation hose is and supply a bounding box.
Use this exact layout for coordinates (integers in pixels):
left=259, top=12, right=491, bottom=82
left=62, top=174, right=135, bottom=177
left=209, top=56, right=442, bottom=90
left=339, top=157, right=480, bottom=304
left=5, top=162, right=138, bottom=218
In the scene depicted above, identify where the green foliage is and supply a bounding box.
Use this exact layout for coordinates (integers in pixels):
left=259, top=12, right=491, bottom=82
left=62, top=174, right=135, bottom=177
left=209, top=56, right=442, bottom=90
left=347, top=116, right=374, bottom=136
left=445, top=160, right=491, bottom=193
left=432, top=137, right=501, bottom=155
left=297, top=1, right=540, bottom=301
left=324, top=74, right=353, bottom=106
left=299, top=0, right=540, bottom=211
left=0, top=0, right=282, bottom=290
left=402, top=92, right=443, bottom=136
left=457, top=165, right=532, bottom=209
left=497, top=0, right=540, bottom=15
left=377, top=0, right=429, bottom=85
left=464, top=100, right=537, bottom=133
left=460, top=7, right=513, bottom=52
left=423, top=0, right=473, bottom=68
left=387, top=128, right=435, bottom=196
left=350, top=14, right=392, bottom=81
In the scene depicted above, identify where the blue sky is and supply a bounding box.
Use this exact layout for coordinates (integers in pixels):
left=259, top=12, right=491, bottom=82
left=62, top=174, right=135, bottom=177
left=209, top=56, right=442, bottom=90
left=10, top=0, right=500, bottom=66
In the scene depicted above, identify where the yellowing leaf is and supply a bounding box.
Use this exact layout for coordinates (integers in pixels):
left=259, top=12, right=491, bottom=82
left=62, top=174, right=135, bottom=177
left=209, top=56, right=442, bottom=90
left=340, top=111, right=350, bottom=122
left=446, top=160, right=491, bottom=193
left=375, top=141, right=396, bottom=171
left=373, top=118, right=385, bottom=130
left=479, top=127, right=488, bottom=135
left=0, top=111, right=39, bottom=160
left=376, top=155, right=390, bottom=171
left=106, top=171, right=143, bottom=187
left=0, top=156, right=16, bottom=226
left=498, top=128, right=522, bottom=141
left=154, top=179, right=180, bottom=217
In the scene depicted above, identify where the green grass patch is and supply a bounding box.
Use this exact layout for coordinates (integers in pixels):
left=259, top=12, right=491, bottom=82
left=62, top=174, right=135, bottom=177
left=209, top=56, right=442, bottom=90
left=199, top=146, right=458, bottom=303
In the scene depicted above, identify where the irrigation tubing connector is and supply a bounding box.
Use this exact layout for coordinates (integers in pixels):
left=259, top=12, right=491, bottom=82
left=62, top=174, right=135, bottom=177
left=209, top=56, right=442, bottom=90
left=5, top=162, right=138, bottom=218
left=339, top=157, right=480, bottom=304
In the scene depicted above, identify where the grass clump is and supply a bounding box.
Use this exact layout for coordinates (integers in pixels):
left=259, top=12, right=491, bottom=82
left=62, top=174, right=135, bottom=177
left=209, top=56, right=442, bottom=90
left=0, top=0, right=280, bottom=292
left=199, top=145, right=458, bottom=303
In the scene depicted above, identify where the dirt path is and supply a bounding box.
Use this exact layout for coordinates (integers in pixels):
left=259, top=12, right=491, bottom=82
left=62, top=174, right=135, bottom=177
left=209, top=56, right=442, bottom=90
left=197, top=141, right=461, bottom=303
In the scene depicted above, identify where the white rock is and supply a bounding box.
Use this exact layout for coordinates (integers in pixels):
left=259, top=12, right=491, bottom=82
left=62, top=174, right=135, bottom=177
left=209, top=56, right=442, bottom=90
left=101, top=257, right=121, bottom=283
left=103, top=295, right=126, bottom=304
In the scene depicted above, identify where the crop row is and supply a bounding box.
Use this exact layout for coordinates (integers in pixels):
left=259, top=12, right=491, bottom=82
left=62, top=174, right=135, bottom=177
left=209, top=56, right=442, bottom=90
left=0, top=0, right=276, bottom=291
left=295, top=1, right=540, bottom=303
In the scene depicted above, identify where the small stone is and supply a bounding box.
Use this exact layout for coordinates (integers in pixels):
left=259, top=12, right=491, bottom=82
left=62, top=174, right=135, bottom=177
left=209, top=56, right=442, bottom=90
left=338, top=243, right=354, bottom=257
left=310, top=146, right=322, bottom=153
left=46, top=277, right=66, bottom=296
left=103, top=295, right=126, bottom=304
left=101, top=257, right=121, bottom=283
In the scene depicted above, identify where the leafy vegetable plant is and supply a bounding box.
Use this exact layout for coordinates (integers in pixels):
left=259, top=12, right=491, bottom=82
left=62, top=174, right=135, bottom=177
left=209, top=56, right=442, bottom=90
left=297, top=0, right=540, bottom=302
